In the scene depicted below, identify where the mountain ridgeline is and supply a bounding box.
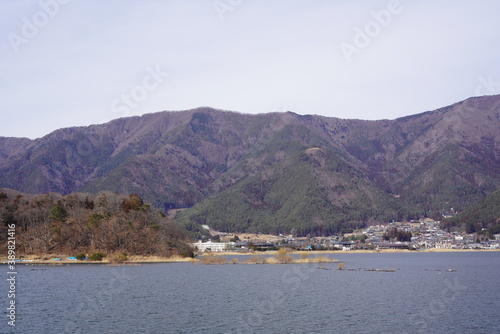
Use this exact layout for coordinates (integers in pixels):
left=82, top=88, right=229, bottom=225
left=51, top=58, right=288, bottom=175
left=1, top=95, right=499, bottom=236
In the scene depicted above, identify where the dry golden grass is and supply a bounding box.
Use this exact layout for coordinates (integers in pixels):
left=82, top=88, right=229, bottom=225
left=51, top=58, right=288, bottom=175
left=264, top=257, right=279, bottom=264
left=7, top=248, right=498, bottom=265
left=126, top=255, right=190, bottom=263
left=107, top=251, right=128, bottom=264
left=22, top=254, right=43, bottom=260
left=199, top=254, right=227, bottom=265
left=294, top=256, right=339, bottom=264
left=275, top=248, right=294, bottom=263
left=245, top=256, right=266, bottom=264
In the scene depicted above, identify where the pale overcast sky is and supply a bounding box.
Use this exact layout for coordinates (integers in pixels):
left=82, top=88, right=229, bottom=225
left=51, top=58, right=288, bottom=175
left=1, top=0, right=499, bottom=139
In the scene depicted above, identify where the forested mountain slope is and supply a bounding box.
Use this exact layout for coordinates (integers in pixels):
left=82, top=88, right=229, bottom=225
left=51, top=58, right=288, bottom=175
left=1, top=95, right=499, bottom=235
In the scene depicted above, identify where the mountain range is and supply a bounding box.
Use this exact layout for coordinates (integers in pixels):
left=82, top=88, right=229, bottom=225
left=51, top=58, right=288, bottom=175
left=1, top=95, right=499, bottom=236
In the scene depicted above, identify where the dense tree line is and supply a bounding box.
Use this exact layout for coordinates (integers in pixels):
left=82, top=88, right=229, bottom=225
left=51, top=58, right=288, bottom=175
left=441, top=190, right=500, bottom=238
left=0, top=190, right=193, bottom=257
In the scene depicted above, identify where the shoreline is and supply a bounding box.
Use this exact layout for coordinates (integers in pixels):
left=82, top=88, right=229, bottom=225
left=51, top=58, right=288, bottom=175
left=0, top=255, right=191, bottom=265
left=207, top=248, right=500, bottom=256
left=1, top=248, right=499, bottom=265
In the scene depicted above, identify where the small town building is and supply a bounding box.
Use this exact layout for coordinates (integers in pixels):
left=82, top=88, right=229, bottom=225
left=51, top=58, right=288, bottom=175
left=192, top=240, right=233, bottom=252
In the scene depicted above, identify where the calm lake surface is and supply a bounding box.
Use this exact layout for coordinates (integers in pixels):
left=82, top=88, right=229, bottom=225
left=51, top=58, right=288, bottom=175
left=5, top=252, right=500, bottom=333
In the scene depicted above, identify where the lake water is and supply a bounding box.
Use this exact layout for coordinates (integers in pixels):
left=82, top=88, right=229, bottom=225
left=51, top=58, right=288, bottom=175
left=4, top=252, right=500, bottom=333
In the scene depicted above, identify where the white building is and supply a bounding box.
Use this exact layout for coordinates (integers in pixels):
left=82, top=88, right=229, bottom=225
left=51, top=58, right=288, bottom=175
left=192, top=240, right=234, bottom=252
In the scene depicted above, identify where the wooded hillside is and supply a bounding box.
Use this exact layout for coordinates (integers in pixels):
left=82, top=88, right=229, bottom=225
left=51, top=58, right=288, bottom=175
left=0, top=189, right=192, bottom=257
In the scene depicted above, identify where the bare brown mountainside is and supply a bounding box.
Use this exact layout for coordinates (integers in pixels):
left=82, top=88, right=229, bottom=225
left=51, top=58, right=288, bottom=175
left=0, top=95, right=499, bottom=235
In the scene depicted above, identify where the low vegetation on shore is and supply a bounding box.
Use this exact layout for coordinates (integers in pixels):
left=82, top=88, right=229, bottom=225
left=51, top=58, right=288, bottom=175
left=196, top=249, right=339, bottom=265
